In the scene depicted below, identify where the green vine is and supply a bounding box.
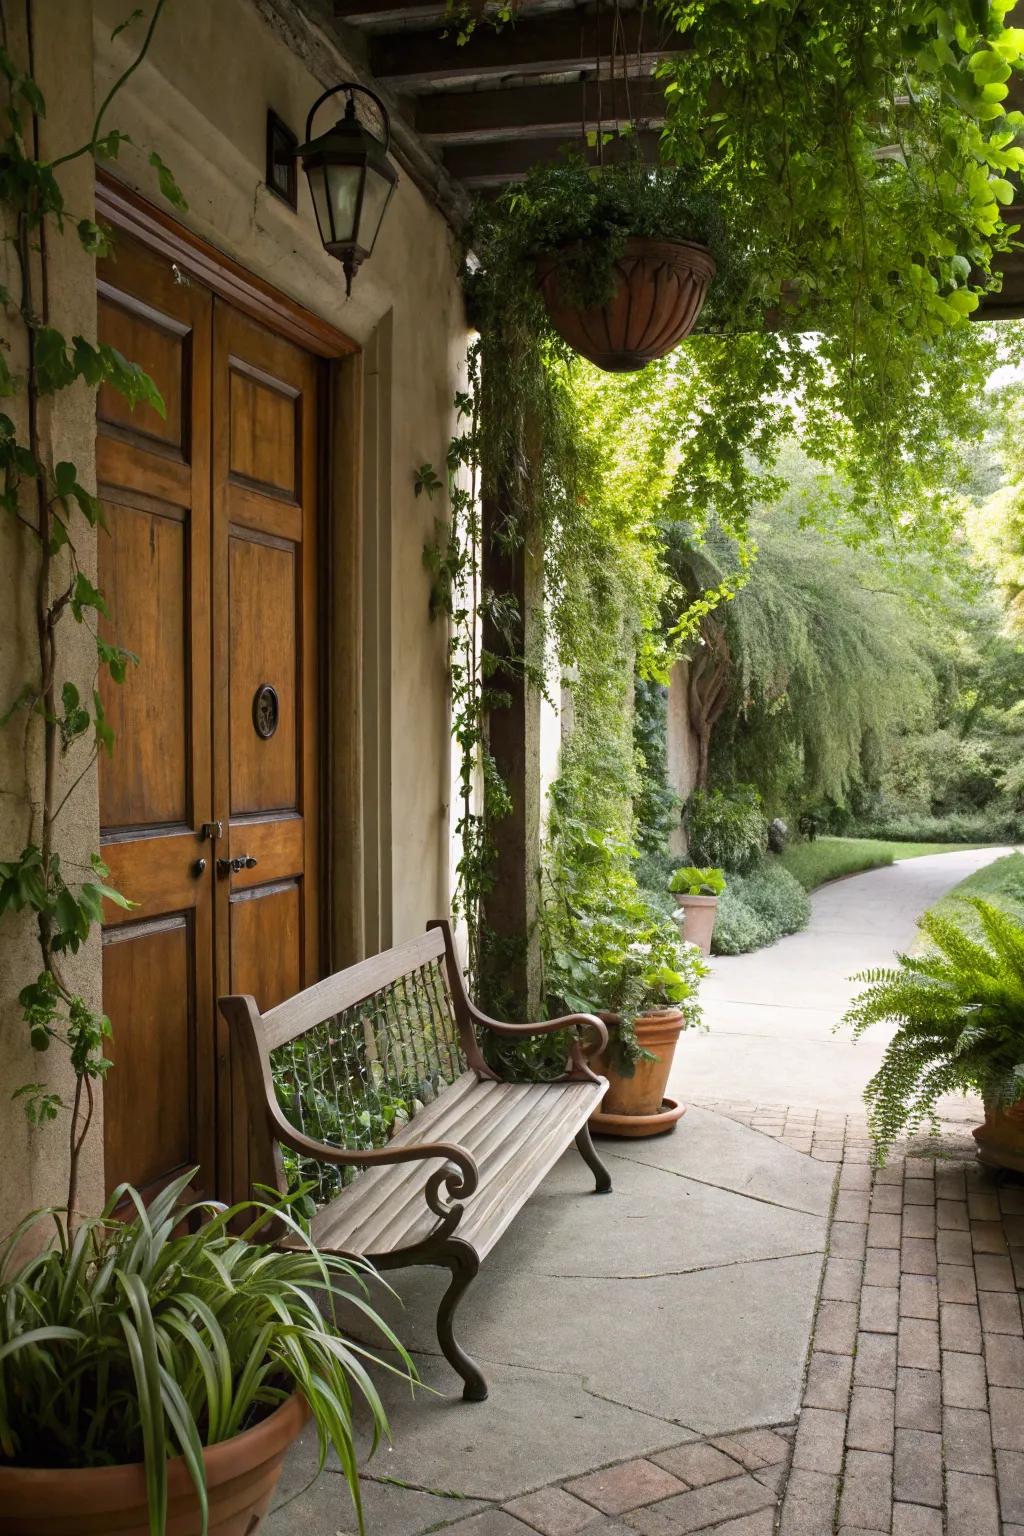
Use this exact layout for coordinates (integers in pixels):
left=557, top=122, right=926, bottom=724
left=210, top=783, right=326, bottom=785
left=0, top=1, right=181, bottom=1222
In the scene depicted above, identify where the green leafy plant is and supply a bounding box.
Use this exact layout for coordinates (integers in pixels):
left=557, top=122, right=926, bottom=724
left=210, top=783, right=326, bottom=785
left=0, top=1171, right=411, bottom=1535
left=686, top=784, right=766, bottom=871
left=0, top=4, right=184, bottom=1222
left=709, top=862, right=810, bottom=955
left=842, top=898, right=1024, bottom=1160
left=503, top=154, right=732, bottom=314
left=668, top=865, right=726, bottom=897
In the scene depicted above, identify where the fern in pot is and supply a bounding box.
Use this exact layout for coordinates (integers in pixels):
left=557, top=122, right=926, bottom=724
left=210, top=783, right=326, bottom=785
left=0, top=1171, right=411, bottom=1535
left=842, top=898, right=1024, bottom=1169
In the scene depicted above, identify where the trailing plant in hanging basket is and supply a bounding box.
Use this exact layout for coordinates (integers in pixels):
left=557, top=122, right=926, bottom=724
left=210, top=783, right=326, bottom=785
left=471, top=157, right=730, bottom=374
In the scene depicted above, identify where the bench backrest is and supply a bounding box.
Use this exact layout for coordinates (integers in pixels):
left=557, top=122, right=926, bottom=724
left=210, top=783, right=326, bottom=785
left=221, top=920, right=487, bottom=1204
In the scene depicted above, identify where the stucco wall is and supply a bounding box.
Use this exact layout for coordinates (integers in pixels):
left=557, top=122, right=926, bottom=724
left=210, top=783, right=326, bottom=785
left=0, top=0, right=106, bottom=1239
left=0, top=0, right=466, bottom=1234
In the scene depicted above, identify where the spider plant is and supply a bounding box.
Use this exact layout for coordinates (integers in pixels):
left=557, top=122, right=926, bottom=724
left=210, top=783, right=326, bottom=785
left=0, top=1171, right=412, bottom=1535
left=842, top=897, right=1024, bottom=1161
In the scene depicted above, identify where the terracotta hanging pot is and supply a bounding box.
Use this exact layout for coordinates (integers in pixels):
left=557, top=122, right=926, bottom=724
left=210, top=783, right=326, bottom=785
left=536, top=236, right=716, bottom=373
left=589, top=1010, right=687, bottom=1137
left=973, top=1095, right=1024, bottom=1175
left=0, top=1391, right=308, bottom=1535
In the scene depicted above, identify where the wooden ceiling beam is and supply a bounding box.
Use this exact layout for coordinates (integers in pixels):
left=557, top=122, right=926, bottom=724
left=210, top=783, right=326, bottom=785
left=444, top=128, right=662, bottom=187
left=370, top=11, right=678, bottom=92
left=333, top=0, right=554, bottom=28
left=416, top=77, right=666, bottom=143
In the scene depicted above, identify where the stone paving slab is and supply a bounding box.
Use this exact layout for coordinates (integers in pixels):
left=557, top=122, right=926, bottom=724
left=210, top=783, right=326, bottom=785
left=265, top=1109, right=832, bottom=1530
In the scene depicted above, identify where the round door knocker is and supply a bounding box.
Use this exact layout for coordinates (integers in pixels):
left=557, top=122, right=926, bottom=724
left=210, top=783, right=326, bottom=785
left=252, top=682, right=279, bottom=740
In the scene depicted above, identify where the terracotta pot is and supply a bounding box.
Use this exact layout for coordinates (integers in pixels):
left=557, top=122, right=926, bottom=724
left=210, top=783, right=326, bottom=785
left=536, top=237, right=716, bottom=373
left=591, top=1009, right=686, bottom=1122
left=0, top=1391, right=309, bottom=1535
left=973, top=1095, right=1024, bottom=1175
left=673, top=893, right=718, bottom=956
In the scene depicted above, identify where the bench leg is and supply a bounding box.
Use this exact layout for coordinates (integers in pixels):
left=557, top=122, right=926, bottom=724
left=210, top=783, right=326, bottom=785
left=437, top=1240, right=488, bottom=1402
left=575, top=1123, right=612, bottom=1193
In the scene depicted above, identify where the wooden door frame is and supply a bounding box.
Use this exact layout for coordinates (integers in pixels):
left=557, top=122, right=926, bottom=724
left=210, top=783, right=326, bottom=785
left=96, top=171, right=364, bottom=979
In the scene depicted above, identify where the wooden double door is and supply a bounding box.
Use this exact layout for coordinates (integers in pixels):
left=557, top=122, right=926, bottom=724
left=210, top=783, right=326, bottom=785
left=97, top=235, right=321, bottom=1204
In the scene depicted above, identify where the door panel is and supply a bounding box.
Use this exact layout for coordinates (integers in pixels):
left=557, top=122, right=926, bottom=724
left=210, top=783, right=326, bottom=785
left=97, top=239, right=215, bottom=1201
left=98, top=242, right=322, bottom=1205
left=212, top=302, right=320, bottom=1201
left=102, top=916, right=196, bottom=1191
left=228, top=532, right=298, bottom=814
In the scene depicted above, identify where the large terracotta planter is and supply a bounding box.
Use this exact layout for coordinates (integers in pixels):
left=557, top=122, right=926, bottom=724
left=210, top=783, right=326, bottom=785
left=536, top=237, right=716, bottom=373
left=0, top=1391, right=308, bottom=1535
left=673, top=893, right=718, bottom=956
left=590, top=1009, right=687, bottom=1137
left=973, top=1096, right=1024, bottom=1175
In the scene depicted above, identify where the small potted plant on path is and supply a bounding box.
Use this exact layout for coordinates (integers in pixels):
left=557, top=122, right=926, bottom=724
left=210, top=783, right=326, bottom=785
left=0, top=1171, right=410, bottom=1535
left=588, top=921, right=709, bottom=1139
left=841, top=897, right=1024, bottom=1170
left=668, top=866, right=726, bottom=956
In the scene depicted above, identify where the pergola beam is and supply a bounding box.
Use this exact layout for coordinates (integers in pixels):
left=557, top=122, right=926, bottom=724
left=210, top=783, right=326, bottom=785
left=445, top=128, right=662, bottom=186
left=416, top=77, right=667, bottom=143
left=370, top=11, right=678, bottom=91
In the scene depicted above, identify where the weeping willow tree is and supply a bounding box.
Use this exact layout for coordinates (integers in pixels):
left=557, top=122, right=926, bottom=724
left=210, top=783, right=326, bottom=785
left=669, top=510, right=941, bottom=816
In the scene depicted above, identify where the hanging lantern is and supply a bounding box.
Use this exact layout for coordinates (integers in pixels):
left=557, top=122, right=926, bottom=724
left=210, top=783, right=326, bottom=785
left=297, top=82, right=398, bottom=296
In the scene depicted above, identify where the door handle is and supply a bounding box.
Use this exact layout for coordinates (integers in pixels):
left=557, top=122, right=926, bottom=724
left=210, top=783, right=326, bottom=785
left=217, top=855, right=258, bottom=877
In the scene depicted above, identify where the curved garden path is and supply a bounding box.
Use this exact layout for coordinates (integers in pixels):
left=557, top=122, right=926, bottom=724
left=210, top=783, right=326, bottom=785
left=673, top=845, right=1015, bottom=1118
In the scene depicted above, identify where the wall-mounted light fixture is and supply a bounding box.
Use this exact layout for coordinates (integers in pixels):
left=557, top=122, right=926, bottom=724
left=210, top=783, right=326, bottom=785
left=297, top=82, right=398, bottom=297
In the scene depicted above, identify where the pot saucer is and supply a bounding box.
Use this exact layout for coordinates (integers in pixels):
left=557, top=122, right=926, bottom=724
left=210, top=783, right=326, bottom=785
left=590, top=1096, right=686, bottom=1139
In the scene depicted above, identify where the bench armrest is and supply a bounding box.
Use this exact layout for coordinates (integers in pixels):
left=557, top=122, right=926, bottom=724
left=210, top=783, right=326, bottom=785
left=274, top=1114, right=479, bottom=1233
left=470, top=1005, right=608, bottom=1084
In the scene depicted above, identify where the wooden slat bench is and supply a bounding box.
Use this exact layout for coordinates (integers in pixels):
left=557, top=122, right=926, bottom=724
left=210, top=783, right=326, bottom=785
left=220, top=919, right=611, bottom=1401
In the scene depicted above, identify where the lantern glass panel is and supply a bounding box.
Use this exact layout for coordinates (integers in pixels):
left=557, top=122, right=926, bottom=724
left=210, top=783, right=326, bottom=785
left=324, top=161, right=363, bottom=244
left=360, top=164, right=393, bottom=253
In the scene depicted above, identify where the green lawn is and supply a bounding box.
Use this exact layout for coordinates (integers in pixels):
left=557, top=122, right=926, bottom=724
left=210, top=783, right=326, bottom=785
left=923, top=850, right=1024, bottom=925
left=778, top=836, right=985, bottom=892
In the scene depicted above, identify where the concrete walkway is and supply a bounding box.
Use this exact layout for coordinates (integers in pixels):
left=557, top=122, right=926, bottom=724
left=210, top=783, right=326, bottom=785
left=267, top=1116, right=834, bottom=1531
left=265, top=847, right=1018, bottom=1536
left=676, top=847, right=1014, bottom=1117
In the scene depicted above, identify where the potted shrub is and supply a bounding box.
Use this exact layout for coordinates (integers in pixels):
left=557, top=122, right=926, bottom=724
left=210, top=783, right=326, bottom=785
left=842, top=897, right=1024, bottom=1169
left=520, top=157, right=723, bottom=372
left=668, top=865, right=726, bottom=955
left=588, top=923, right=709, bottom=1138
left=0, top=1171, right=410, bottom=1535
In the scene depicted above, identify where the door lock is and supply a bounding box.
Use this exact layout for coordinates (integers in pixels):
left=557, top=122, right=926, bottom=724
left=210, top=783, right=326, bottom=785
left=217, top=854, right=258, bottom=877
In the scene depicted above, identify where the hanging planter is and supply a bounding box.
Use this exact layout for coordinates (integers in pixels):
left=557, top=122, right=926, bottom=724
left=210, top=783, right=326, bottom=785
left=536, top=236, right=716, bottom=373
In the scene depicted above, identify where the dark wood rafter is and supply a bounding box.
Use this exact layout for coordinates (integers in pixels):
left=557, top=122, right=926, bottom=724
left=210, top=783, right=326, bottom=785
left=369, top=12, right=676, bottom=90
left=444, top=127, right=661, bottom=187
left=415, top=77, right=667, bottom=144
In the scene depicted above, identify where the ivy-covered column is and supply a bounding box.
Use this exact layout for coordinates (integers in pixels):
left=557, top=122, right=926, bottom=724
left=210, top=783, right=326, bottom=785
left=477, top=322, right=545, bottom=1020
left=479, top=489, right=544, bottom=1019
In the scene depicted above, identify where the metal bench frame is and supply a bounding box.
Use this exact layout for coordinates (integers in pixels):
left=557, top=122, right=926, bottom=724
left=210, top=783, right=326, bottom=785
left=220, top=919, right=611, bottom=1400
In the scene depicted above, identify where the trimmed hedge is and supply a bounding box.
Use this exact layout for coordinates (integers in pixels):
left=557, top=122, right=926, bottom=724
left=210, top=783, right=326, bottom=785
left=711, top=860, right=811, bottom=955
left=852, top=810, right=1021, bottom=844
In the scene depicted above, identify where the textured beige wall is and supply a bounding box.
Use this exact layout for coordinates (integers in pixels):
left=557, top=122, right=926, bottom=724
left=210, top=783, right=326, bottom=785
left=0, top=0, right=105, bottom=1240
left=0, top=0, right=466, bottom=1233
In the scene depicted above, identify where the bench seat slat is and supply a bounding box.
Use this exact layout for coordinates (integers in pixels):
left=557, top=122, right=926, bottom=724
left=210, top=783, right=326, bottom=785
left=309, top=1072, right=605, bottom=1261
left=337, top=1079, right=535, bottom=1253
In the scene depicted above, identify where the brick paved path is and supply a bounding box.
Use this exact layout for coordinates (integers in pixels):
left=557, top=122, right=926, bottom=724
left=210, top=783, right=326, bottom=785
left=423, top=1131, right=1024, bottom=1536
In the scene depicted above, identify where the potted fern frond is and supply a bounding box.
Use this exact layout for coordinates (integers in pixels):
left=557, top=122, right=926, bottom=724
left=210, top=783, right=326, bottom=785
left=0, top=1171, right=411, bottom=1535
left=842, top=898, right=1024, bottom=1169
